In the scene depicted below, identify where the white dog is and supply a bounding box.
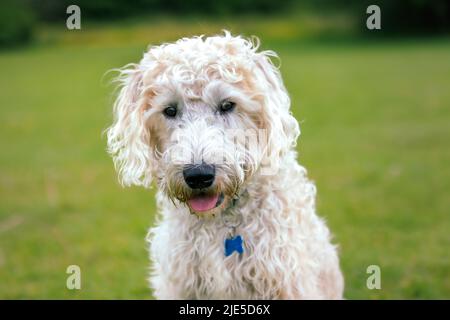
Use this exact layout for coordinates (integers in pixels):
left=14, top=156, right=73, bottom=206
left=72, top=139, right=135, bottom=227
left=107, top=31, right=344, bottom=299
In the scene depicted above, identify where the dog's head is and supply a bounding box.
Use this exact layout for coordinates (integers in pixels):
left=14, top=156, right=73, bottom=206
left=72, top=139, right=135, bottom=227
left=107, top=31, right=299, bottom=217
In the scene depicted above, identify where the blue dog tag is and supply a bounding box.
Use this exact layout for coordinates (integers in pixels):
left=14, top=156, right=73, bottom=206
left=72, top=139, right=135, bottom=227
left=224, top=235, right=244, bottom=257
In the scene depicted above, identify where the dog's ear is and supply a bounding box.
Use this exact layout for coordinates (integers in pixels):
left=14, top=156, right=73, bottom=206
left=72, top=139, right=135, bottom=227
left=106, top=63, right=155, bottom=188
left=254, top=51, right=300, bottom=166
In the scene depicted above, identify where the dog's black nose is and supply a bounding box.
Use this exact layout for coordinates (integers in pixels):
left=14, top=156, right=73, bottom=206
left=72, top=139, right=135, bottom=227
left=183, top=164, right=215, bottom=189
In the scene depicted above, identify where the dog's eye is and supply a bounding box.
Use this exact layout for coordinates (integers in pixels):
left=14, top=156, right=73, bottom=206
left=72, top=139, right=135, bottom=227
left=163, top=104, right=178, bottom=118
left=218, top=100, right=235, bottom=114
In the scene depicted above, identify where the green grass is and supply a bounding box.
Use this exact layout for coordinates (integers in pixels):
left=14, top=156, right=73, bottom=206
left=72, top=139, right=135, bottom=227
left=0, top=18, right=449, bottom=299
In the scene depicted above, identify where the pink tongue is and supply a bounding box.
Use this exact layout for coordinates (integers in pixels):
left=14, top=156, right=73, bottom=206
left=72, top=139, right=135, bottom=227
left=188, top=194, right=219, bottom=212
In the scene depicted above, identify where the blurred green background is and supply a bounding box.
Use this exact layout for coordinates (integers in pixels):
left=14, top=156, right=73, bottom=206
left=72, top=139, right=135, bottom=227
left=0, top=0, right=449, bottom=299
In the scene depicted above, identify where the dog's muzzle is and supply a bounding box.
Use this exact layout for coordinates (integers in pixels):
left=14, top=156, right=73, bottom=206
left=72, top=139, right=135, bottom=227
left=182, top=163, right=226, bottom=213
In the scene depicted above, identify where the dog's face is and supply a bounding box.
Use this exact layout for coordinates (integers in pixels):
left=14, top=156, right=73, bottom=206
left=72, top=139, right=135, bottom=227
left=107, top=32, right=299, bottom=217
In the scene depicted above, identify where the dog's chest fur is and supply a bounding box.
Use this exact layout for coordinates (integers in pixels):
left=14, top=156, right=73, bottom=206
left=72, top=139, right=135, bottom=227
left=148, top=157, right=339, bottom=299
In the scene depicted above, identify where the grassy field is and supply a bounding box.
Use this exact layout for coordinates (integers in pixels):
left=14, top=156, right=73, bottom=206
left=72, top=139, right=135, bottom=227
left=0, top=18, right=449, bottom=299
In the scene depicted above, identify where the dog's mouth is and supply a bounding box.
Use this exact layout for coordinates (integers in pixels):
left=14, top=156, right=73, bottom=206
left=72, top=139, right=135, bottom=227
left=187, top=192, right=225, bottom=213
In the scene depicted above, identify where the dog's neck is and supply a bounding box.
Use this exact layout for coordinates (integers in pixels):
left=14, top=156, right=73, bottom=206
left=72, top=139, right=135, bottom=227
left=223, top=188, right=248, bottom=214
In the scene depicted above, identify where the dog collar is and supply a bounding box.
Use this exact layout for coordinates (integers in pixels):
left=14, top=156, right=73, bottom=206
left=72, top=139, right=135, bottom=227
left=222, top=191, right=246, bottom=257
